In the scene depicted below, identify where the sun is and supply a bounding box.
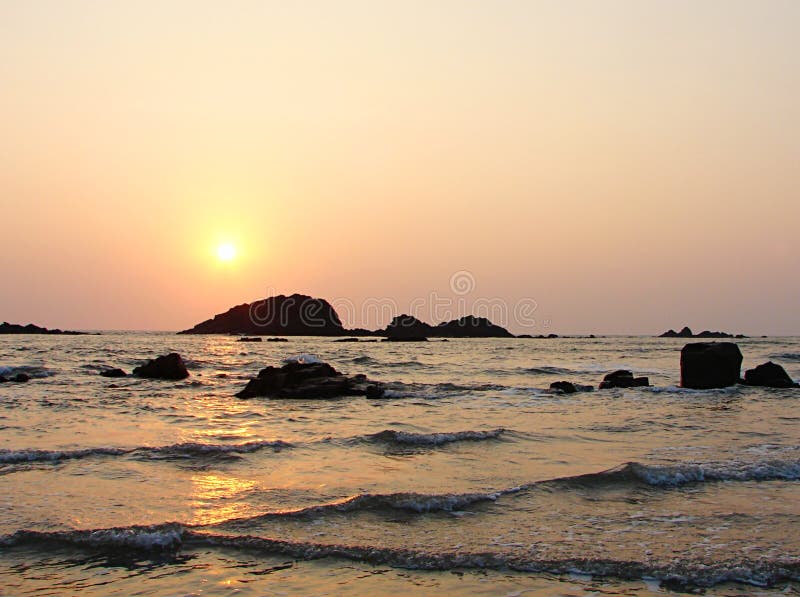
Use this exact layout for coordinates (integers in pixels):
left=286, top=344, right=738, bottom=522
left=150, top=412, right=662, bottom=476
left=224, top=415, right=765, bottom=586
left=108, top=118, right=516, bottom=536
left=216, top=243, right=237, bottom=261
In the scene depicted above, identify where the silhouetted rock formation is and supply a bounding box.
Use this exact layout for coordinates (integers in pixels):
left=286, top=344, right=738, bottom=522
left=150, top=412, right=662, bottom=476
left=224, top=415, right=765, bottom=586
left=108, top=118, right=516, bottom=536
left=743, top=361, right=799, bottom=388
left=0, top=322, right=86, bottom=335
left=550, top=381, right=594, bottom=393
left=236, top=360, right=384, bottom=399
left=382, top=314, right=512, bottom=339
left=100, top=368, right=127, bottom=378
left=434, top=316, right=514, bottom=338
left=179, top=294, right=344, bottom=336
left=266, top=337, right=288, bottom=342
left=680, top=342, right=742, bottom=389
left=133, top=353, right=189, bottom=380
left=599, top=370, right=650, bottom=389
left=660, top=326, right=738, bottom=338
left=237, top=337, right=262, bottom=342
left=384, top=315, right=433, bottom=340
left=333, top=338, right=362, bottom=343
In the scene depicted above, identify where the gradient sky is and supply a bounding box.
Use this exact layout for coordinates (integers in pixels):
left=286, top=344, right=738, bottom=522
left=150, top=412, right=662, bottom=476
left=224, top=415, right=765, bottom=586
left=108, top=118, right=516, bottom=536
left=1, top=1, right=798, bottom=334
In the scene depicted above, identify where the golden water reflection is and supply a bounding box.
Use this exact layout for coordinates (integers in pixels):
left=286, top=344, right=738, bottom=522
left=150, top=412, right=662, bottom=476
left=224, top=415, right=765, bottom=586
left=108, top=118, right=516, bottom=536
left=189, top=472, right=257, bottom=526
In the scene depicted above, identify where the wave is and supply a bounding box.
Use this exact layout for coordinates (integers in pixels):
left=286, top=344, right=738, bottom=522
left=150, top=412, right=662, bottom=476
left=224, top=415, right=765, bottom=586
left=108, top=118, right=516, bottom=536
left=771, top=352, right=800, bottom=362
left=521, top=365, right=576, bottom=375
left=220, top=490, right=515, bottom=525
left=3, top=525, right=799, bottom=588
left=552, top=459, right=800, bottom=489
left=364, top=428, right=506, bottom=446
left=0, top=440, right=291, bottom=466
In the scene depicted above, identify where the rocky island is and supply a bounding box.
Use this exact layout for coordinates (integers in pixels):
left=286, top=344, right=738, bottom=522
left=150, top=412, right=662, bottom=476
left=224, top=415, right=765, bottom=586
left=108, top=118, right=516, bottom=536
left=180, top=294, right=515, bottom=338
left=0, top=322, right=88, bottom=335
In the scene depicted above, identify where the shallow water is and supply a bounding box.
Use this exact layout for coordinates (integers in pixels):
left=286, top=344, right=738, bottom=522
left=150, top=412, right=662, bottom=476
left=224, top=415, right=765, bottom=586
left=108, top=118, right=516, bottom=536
left=1, top=333, right=800, bottom=594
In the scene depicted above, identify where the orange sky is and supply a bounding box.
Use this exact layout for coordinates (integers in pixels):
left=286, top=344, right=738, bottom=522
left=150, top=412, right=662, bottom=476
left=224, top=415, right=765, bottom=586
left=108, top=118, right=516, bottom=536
left=1, top=1, right=798, bottom=334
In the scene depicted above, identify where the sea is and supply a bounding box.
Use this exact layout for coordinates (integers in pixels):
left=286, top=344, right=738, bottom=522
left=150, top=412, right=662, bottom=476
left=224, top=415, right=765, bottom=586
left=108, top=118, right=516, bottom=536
left=1, top=333, right=800, bottom=596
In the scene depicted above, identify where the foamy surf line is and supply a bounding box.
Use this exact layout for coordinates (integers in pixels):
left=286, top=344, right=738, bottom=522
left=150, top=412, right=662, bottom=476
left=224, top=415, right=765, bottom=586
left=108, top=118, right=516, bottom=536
left=3, top=525, right=800, bottom=588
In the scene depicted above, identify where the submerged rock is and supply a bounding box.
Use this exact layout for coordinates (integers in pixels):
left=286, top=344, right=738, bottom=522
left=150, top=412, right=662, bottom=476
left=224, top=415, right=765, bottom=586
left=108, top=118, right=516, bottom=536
left=333, top=338, right=362, bottom=343
left=236, top=361, right=385, bottom=399
left=598, top=370, right=650, bottom=389
left=100, top=368, right=127, bottom=378
left=680, top=342, right=742, bottom=389
left=237, top=337, right=263, bottom=342
left=266, top=337, right=288, bottom=342
left=133, top=353, right=189, bottom=380
left=743, top=361, right=799, bottom=388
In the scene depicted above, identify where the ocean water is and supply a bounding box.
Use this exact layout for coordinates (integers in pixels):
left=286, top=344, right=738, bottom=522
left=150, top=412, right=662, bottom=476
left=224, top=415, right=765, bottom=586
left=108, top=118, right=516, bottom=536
left=1, top=333, right=800, bottom=595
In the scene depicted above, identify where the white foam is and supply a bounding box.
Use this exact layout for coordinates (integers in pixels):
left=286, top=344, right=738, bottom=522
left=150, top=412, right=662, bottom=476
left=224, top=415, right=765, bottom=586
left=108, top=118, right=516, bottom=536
left=283, top=354, right=323, bottom=365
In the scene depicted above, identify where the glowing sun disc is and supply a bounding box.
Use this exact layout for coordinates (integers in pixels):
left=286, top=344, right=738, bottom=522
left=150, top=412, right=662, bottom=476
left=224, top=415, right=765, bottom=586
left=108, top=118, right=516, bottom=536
left=216, top=243, right=237, bottom=261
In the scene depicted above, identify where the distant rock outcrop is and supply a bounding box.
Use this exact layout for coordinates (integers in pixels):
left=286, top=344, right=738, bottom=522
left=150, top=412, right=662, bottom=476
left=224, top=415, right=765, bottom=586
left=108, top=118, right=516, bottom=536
left=236, top=360, right=384, bottom=399
left=660, top=327, right=739, bottom=339
left=434, top=316, right=514, bottom=338
left=743, top=361, right=799, bottom=388
left=680, top=342, right=742, bottom=389
left=133, top=353, right=189, bottom=380
left=384, top=315, right=433, bottom=341
left=598, top=370, right=650, bottom=389
left=179, top=294, right=345, bottom=336
left=382, top=314, right=513, bottom=339
left=0, top=322, right=86, bottom=335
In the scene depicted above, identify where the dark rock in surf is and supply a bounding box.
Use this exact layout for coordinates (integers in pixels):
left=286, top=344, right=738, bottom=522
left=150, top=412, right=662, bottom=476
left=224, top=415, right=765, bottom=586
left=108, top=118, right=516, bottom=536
left=550, top=381, right=594, bottom=394
left=743, top=361, right=799, bottom=388
left=266, top=337, right=288, bottom=342
left=100, top=368, right=127, bottom=378
left=516, top=334, right=533, bottom=338
left=680, top=342, right=742, bottom=389
left=383, top=336, right=429, bottom=342
left=0, top=375, right=7, bottom=383
left=133, top=353, right=190, bottom=380
left=598, top=370, right=650, bottom=389
left=236, top=360, right=384, bottom=399
left=10, top=373, right=30, bottom=383
left=237, top=337, right=263, bottom=342
left=333, top=338, right=362, bottom=343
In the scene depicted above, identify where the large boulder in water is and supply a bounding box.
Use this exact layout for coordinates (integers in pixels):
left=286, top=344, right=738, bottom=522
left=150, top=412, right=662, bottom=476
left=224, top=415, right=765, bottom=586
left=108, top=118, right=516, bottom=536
left=680, top=342, right=742, bottom=389
left=743, top=361, right=798, bottom=388
left=236, top=360, right=385, bottom=399
left=598, top=370, right=650, bottom=389
left=133, top=353, right=189, bottom=380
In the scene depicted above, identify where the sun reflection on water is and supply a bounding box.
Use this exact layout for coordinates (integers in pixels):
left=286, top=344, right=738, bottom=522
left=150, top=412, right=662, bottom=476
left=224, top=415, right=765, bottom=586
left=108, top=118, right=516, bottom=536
left=190, top=473, right=257, bottom=526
